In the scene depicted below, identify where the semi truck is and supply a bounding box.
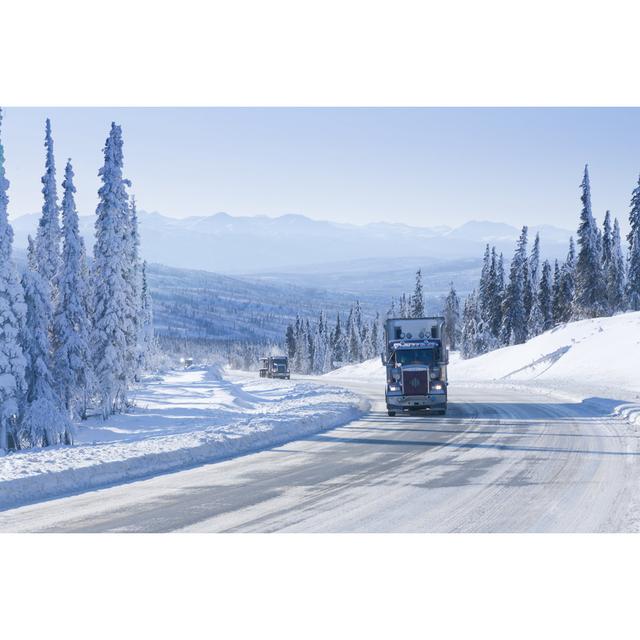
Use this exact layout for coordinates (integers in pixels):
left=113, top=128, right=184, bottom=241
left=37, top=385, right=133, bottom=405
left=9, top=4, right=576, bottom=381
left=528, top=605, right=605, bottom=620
left=259, top=356, right=290, bottom=379
left=382, top=317, right=449, bottom=416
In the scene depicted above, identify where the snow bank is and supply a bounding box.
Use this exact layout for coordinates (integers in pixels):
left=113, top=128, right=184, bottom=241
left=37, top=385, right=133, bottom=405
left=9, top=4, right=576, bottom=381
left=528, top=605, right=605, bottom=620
left=450, top=311, right=640, bottom=424
left=322, top=358, right=385, bottom=385
left=451, top=312, right=640, bottom=390
left=0, top=367, right=368, bottom=511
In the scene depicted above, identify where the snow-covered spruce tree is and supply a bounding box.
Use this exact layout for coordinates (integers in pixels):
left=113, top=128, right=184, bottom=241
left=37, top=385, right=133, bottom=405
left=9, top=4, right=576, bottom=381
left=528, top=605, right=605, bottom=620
left=92, top=123, right=132, bottom=418
left=492, top=251, right=506, bottom=340
left=602, top=211, right=613, bottom=266
left=573, top=165, right=604, bottom=319
left=370, top=312, right=383, bottom=358
left=478, top=245, right=492, bottom=323
left=312, top=312, right=331, bottom=374
left=139, top=261, right=155, bottom=368
left=484, top=246, right=503, bottom=347
left=347, top=307, right=361, bottom=363
left=411, top=268, right=425, bottom=317
left=500, top=226, right=528, bottom=345
left=552, top=260, right=563, bottom=324
left=525, top=233, right=540, bottom=324
left=443, top=282, right=460, bottom=350
left=293, top=316, right=304, bottom=372
left=0, top=109, right=27, bottom=452
left=539, top=259, right=553, bottom=331
left=399, top=293, right=409, bottom=318
left=331, top=312, right=344, bottom=366
left=53, top=160, right=94, bottom=419
left=528, top=294, right=544, bottom=338
left=21, top=237, right=72, bottom=447
left=305, top=319, right=314, bottom=373
left=558, top=237, right=576, bottom=323
left=124, top=196, right=143, bottom=380
left=607, top=218, right=627, bottom=314
left=601, top=211, right=614, bottom=315
left=627, top=173, right=640, bottom=310
left=461, top=291, right=479, bottom=359
left=35, top=118, right=61, bottom=290
left=285, top=323, right=296, bottom=361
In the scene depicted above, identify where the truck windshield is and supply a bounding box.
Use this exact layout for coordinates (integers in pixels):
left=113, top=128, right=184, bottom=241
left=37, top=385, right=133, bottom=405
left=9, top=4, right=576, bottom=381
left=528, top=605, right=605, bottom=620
left=395, top=348, right=437, bottom=366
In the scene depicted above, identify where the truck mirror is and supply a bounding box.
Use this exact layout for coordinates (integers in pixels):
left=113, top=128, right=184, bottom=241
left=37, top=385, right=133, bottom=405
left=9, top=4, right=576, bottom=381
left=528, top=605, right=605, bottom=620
left=380, top=353, right=386, bottom=366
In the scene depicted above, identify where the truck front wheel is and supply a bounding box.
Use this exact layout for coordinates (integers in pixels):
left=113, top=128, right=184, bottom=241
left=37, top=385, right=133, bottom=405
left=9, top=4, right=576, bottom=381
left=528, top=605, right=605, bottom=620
left=387, top=410, right=396, bottom=417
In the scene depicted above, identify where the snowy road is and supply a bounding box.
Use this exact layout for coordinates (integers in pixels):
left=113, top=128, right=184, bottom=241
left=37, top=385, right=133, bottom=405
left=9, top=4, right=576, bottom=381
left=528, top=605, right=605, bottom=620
left=2, top=379, right=640, bottom=532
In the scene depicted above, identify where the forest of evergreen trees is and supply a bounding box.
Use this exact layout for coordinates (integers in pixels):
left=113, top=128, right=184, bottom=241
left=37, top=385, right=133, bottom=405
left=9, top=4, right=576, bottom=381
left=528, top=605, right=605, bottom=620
left=459, top=165, right=639, bottom=358
left=284, top=303, right=385, bottom=375
left=0, top=110, right=154, bottom=452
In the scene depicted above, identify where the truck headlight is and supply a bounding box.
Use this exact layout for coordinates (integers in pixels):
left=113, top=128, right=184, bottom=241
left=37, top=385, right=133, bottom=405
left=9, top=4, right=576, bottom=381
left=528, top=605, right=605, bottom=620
left=388, top=384, right=401, bottom=392
left=431, top=382, right=444, bottom=391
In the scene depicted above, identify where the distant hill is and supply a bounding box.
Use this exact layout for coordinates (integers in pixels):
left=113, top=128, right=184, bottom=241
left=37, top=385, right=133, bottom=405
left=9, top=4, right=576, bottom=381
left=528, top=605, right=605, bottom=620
left=10, top=210, right=573, bottom=274
left=146, top=263, right=383, bottom=343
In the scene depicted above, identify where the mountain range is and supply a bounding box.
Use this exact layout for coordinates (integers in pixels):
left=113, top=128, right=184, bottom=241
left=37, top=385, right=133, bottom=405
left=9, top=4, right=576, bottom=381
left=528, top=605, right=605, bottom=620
left=10, top=210, right=573, bottom=274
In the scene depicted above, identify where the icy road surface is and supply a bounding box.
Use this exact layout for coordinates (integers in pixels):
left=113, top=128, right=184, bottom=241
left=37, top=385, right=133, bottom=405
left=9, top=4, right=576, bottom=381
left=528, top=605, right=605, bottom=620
left=2, top=376, right=640, bottom=532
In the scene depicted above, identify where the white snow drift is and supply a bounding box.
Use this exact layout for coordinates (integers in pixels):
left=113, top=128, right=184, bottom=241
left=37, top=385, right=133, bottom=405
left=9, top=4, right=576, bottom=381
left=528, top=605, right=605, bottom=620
left=0, top=366, right=367, bottom=511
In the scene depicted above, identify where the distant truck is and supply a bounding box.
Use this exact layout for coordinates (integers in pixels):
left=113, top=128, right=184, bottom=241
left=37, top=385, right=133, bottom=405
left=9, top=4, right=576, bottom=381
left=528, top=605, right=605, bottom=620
left=382, top=317, right=449, bottom=416
left=259, top=356, right=290, bottom=379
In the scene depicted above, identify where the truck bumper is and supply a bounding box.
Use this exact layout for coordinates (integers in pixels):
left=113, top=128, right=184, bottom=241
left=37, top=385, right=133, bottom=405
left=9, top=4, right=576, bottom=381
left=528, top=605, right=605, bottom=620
left=385, top=394, right=447, bottom=411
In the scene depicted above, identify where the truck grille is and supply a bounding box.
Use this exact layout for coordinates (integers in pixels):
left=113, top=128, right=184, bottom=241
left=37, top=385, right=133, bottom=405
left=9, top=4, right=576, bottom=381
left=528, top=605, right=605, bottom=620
left=402, top=370, right=429, bottom=396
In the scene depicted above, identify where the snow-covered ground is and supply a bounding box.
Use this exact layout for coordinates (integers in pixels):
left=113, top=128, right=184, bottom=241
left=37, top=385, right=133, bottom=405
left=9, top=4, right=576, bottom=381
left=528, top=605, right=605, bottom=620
left=0, top=366, right=367, bottom=511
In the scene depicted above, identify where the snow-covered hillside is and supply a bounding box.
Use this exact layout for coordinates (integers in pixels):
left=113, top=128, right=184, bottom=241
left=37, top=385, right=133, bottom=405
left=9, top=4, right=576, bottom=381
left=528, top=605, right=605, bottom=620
left=452, top=312, right=640, bottom=396
left=0, top=367, right=367, bottom=511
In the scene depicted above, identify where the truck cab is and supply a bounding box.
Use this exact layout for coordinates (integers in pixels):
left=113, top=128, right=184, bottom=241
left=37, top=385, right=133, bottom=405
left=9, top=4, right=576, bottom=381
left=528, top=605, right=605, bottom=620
left=259, top=356, right=290, bottom=380
left=382, top=317, right=448, bottom=416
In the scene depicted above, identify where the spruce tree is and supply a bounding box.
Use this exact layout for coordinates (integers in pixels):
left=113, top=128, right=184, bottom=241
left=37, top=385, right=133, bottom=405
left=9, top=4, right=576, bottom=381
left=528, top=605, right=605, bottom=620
left=53, top=160, right=94, bottom=419
left=525, top=233, right=540, bottom=323
left=627, top=173, right=640, bottom=310
left=443, top=282, right=460, bottom=350
left=500, top=226, right=528, bottom=345
left=608, top=218, right=627, bottom=314
left=35, top=118, right=61, bottom=289
left=139, top=261, right=155, bottom=369
left=285, top=323, right=296, bottom=361
left=124, top=196, right=143, bottom=381
left=601, top=211, right=614, bottom=314
left=0, top=109, right=27, bottom=452
left=411, top=268, right=425, bottom=317
left=461, top=291, right=479, bottom=359
left=486, top=247, right=503, bottom=342
left=539, top=259, right=553, bottom=331
left=552, top=259, right=563, bottom=324
left=478, top=244, right=491, bottom=321
left=92, top=123, right=132, bottom=418
left=331, top=312, right=344, bottom=365
left=21, top=238, right=72, bottom=447
left=573, top=165, right=604, bottom=319
left=559, top=237, right=576, bottom=323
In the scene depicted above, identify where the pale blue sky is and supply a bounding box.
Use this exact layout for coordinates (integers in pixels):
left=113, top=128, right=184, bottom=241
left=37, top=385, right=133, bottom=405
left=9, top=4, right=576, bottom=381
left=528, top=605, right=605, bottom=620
left=2, top=107, right=640, bottom=231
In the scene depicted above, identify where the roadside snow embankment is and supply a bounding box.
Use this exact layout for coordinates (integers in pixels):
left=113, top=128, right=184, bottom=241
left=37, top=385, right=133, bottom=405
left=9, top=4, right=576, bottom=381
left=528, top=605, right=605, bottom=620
left=451, top=311, right=640, bottom=425
left=0, top=367, right=368, bottom=511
